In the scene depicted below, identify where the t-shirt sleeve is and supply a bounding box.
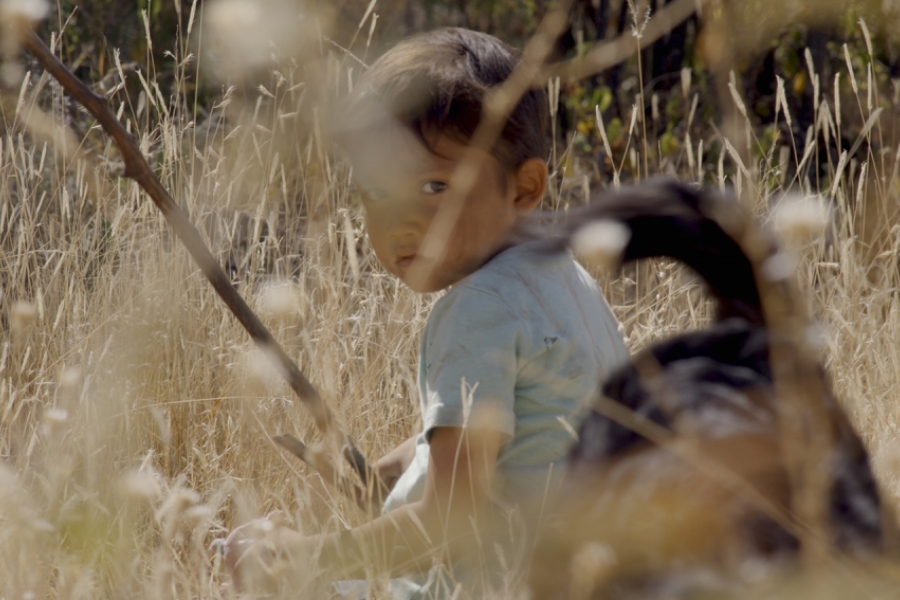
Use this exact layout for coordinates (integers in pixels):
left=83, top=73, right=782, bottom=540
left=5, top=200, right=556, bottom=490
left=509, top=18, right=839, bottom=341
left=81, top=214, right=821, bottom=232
left=419, top=287, right=521, bottom=439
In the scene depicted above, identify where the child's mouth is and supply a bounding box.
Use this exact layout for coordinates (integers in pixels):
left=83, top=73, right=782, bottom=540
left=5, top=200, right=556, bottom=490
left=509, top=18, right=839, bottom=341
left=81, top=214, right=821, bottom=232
left=396, top=255, right=416, bottom=270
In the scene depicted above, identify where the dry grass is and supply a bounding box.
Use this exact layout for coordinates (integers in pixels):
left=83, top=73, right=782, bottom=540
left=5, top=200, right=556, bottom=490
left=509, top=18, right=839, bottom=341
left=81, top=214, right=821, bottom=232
left=1, top=2, right=900, bottom=598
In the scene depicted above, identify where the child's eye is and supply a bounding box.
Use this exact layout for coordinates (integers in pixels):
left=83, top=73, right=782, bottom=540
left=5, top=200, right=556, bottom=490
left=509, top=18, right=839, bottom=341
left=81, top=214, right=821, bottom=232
left=420, top=181, right=448, bottom=195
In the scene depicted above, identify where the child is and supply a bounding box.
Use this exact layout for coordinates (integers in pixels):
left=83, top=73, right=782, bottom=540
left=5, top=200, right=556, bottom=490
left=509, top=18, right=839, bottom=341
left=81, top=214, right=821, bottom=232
left=225, top=27, right=629, bottom=599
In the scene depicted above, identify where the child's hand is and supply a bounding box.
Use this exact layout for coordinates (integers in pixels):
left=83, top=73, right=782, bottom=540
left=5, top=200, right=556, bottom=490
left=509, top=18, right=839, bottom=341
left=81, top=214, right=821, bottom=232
left=219, top=511, right=310, bottom=593
left=375, top=435, right=417, bottom=491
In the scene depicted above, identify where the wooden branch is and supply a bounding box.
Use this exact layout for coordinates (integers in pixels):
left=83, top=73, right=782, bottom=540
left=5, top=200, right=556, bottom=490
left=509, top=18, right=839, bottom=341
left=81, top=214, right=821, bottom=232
left=538, top=0, right=699, bottom=83
left=22, top=30, right=385, bottom=506
left=274, top=434, right=370, bottom=510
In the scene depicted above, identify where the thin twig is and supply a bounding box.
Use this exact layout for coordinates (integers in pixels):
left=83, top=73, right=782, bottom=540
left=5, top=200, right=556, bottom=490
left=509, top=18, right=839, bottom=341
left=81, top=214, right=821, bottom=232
left=274, top=434, right=369, bottom=510
left=22, top=30, right=385, bottom=507
left=539, top=0, right=698, bottom=83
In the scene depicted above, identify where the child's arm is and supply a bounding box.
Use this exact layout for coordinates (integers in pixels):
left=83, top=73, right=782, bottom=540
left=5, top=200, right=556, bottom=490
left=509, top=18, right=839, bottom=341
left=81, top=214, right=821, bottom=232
left=375, top=434, right=417, bottom=491
left=226, top=425, right=502, bottom=584
left=227, top=292, right=518, bottom=586
left=334, top=425, right=503, bottom=575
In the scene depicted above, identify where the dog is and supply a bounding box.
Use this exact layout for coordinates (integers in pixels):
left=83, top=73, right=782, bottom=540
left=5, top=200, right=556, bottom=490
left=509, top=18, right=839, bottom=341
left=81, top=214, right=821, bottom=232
left=521, top=180, right=889, bottom=598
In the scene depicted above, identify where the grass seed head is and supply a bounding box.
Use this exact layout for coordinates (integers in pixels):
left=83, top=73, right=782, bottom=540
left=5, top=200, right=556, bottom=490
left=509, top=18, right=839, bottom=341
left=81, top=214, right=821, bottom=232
left=182, top=504, right=213, bottom=530
left=243, top=345, right=288, bottom=395
left=57, top=366, right=82, bottom=392
left=118, top=470, right=163, bottom=505
left=0, top=0, right=49, bottom=85
left=0, top=60, right=24, bottom=87
left=571, top=220, right=632, bottom=270
left=569, top=542, right=617, bottom=599
left=258, top=282, right=301, bottom=320
left=202, top=0, right=314, bottom=82
left=41, top=407, right=68, bottom=436
left=806, top=322, right=831, bottom=352
left=0, top=0, right=47, bottom=21
left=772, top=196, right=831, bottom=246
left=10, top=300, right=37, bottom=334
left=761, top=251, right=798, bottom=282
left=156, top=488, right=203, bottom=541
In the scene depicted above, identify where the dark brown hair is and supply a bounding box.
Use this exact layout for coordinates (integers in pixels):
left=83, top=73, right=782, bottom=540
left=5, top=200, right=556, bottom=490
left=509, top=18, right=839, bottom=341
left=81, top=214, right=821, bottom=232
left=341, top=28, right=549, bottom=170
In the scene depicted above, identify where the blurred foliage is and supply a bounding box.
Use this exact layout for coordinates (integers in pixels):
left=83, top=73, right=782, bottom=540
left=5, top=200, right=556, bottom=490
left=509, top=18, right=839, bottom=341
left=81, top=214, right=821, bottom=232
left=308, top=0, right=900, bottom=186
left=24, top=0, right=900, bottom=187
left=50, top=0, right=188, bottom=81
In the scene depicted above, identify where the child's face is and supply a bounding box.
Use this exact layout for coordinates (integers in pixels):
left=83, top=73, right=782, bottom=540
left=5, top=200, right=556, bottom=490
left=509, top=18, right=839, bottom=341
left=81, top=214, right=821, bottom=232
left=351, top=129, right=536, bottom=293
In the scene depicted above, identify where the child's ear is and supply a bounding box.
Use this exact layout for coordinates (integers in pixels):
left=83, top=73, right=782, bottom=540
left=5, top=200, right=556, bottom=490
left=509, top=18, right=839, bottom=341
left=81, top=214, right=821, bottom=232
left=513, top=158, right=548, bottom=212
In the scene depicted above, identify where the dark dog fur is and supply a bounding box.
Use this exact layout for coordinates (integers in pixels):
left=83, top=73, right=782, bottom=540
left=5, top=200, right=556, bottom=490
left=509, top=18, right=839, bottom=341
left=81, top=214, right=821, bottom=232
left=522, top=180, right=888, bottom=598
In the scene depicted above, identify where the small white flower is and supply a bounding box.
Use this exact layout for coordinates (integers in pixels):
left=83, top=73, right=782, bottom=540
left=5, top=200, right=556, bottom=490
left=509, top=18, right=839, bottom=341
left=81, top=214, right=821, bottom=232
left=0, top=62, right=24, bottom=87
left=772, top=196, right=831, bottom=246
left=258, top=282, right=300, bottom=319
left=571, top=220, right=631, bottom=270
left=202, top=0, right=310, bottom=81
left=41, top=407, right=68, bottom=436
left=243, top=344, right=288, bottom=393
left=805, top=322, right=831, bottom=352
left=207, top=0, right=261, bottom=29
left=58, top=366, right=82, bottom=391
left=761, top=251, right=797, bottom=282
left=0, top=0, right=49, bottom=61
left=0, top=0, right=49, bottom=21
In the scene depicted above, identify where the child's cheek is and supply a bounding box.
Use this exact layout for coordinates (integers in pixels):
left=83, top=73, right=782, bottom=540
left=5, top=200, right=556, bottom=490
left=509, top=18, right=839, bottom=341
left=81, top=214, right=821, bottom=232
left=361, top=209, right=379, bottom=244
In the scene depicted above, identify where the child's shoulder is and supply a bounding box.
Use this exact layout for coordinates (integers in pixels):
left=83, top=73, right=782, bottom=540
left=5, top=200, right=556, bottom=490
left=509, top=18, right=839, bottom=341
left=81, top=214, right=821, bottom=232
left=457, top=241, right=593, bottom=300
left=428, top=242, right=606, bottom=333
left=456, top=243, right=578, bottom=293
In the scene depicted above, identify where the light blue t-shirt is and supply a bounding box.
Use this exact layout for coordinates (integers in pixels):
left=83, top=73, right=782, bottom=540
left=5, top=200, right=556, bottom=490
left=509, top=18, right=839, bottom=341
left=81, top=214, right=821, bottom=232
left=382, top=240, right=628, bottom=599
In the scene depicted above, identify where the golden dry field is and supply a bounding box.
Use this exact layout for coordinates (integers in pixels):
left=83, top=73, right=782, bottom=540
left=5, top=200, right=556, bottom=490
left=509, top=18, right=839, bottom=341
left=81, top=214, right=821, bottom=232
left=2, top=0, right=900, bottom=597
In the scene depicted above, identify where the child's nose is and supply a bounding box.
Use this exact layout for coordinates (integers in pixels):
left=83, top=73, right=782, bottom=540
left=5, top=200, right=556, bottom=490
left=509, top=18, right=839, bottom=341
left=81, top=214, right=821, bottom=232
left=388, top=199, right=434, bottom=238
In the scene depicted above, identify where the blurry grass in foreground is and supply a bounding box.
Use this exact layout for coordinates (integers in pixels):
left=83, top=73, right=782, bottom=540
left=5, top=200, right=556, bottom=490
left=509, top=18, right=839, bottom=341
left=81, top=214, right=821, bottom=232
left=1, top=0, right=900, bottom=597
